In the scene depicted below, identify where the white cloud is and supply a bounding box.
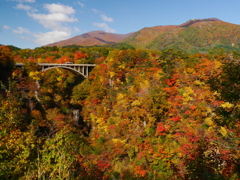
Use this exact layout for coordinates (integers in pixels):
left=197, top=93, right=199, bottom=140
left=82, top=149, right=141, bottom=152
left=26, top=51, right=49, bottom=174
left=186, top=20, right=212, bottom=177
left=27, top=3, right=78, bottom=32
left=77, top=2, right=85, bottom=8
left=100, top=14, right=113, bottom=22
left=73, top=26, right=81, bottom=33
left=12, top=3, right=78, bottom=46
left=10, top=0, right=35, bottom=3
left=15, top=3, right=36, bottom=11
left=44, top=3, right=76, bottom=14
left=13, top=27, right=31, bottom=34
left=92, top=8, right=101, bottom=14
left=93, top=23, right=116, bottom=33
left=28, top=12, right=77, bottom=23
left=19, top=35, right=32, bottom=41
left=15, top=3, right=31, bottom=10
left=92, top=8, right=114, bottom=23
left=34, top=30, right=71, bottom=45
left=2, top=25, right=10, bottom=30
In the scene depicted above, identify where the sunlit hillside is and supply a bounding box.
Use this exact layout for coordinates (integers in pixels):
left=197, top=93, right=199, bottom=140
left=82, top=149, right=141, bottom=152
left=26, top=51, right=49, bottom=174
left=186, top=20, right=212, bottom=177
left=0, top=45, right=239, bottom=179
left=123, top=18, right=240, bottom=53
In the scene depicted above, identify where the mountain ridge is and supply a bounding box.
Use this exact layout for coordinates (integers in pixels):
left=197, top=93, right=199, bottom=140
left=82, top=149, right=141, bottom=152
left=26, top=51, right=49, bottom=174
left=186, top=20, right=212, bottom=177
left=44, top=31, right=133, bottom=47
left=44, top=18, right=240, bottom=53
left=122, top=18, right=240, bottom=53
left=180, top=18, right=221, bottom=27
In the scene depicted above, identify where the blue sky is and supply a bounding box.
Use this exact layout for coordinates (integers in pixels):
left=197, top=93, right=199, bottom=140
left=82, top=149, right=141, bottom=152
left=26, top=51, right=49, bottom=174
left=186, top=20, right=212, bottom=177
left=1, top=0, right=240, bottom=49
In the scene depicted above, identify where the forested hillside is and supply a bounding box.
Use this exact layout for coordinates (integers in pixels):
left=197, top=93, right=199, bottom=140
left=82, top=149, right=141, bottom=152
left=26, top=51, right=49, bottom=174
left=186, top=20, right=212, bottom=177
left=0, top=45, right=239, bottom=179
left=35, top=18, right=240, bottom=54
left=122, top=18, right=240, bottom=53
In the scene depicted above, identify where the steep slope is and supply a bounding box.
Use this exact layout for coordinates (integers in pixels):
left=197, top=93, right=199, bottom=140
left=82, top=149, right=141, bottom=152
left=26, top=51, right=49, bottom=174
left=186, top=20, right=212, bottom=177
left=122, top=18, right=240, bottom=53
left=121, top=25, right=177, bottom=49
left=44, top=31, right=132, bottom=47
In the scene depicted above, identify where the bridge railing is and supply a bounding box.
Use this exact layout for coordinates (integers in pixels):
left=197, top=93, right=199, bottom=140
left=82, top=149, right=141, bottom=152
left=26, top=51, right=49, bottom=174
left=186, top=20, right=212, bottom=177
left=15, top=63, right=96, bottom=66
left=15, top=63, right=96, bottom=77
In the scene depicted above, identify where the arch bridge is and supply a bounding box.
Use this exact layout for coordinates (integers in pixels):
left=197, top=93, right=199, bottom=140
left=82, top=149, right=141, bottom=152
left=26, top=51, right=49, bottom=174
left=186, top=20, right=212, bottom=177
left=15, top=63, right=96, bottom=78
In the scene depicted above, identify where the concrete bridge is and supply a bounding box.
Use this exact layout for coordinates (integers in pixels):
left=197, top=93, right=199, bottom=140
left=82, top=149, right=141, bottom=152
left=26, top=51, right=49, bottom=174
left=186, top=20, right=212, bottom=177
left=15, top=63, right=96, bottom=78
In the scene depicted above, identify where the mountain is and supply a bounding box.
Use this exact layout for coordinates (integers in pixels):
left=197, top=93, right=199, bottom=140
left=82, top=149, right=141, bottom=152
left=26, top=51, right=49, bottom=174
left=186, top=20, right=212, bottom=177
left=45, top=31, right=133, bottom=47
left=44, top=18, right=240, bottom=53
left=122, top=18, right=240, bottom=53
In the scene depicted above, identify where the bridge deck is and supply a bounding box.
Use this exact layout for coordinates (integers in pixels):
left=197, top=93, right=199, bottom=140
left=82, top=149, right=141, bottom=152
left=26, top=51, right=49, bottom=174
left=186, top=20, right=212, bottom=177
left=15, top=63, right=96, bottom=77
left=15, top=63, right=96, bottom=66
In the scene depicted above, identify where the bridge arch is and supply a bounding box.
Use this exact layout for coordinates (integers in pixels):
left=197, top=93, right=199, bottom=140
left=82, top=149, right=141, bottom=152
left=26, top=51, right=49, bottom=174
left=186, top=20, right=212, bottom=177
left=15, top=63, right=96, bottom=78
left=41, top=66, right=87, bottom=78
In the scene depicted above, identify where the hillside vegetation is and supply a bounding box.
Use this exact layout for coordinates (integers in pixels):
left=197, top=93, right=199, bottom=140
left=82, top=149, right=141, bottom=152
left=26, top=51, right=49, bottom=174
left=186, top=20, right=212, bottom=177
left=0, top=45, right=239, bottom=179
left=5, top=18, right=240, bottom=54
left=122, top=18, right=240, bottom=53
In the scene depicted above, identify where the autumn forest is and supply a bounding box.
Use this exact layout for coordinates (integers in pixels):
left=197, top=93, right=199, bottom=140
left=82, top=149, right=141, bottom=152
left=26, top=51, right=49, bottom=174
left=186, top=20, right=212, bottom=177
left=0, top=44, right=240, bottom=179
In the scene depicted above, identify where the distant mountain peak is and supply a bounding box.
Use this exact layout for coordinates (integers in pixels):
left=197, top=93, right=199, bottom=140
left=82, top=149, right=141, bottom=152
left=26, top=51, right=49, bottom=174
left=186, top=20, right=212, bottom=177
left=122, top=17, right=240, bottom=53
left=180, top=18, right=221, bottom=27
left=44, top=31, right=132, bottom=47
